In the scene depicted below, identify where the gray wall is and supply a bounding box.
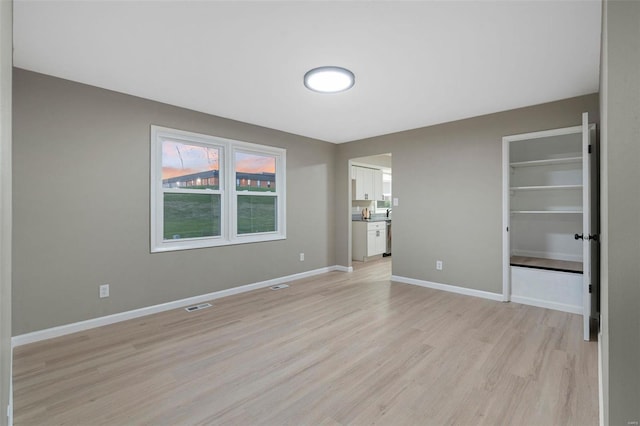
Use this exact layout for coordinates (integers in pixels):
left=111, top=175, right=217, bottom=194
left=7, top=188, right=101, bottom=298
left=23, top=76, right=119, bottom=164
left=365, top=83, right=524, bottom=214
left=12, top=69, right=336, bottom=335
left=336, top=95, right=599, bottom=295
left=600, top=0, right=640, bottom=424
left=0, top=1, right=12, bottom=423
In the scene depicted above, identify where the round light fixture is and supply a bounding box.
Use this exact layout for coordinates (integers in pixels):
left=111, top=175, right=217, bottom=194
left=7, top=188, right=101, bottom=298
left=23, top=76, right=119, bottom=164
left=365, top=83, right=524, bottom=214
left=304, top=66, right=355, bottom=93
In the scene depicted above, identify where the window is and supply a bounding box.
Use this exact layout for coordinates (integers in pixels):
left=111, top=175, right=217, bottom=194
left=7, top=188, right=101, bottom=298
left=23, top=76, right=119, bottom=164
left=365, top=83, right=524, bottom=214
left=235, top=150, right=278, bottom=235
left=151, top=126, right=286, bottom=252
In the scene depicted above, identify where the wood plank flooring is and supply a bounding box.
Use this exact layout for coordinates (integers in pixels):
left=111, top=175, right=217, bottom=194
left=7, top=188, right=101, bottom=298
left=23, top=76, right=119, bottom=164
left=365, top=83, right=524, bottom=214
left=13, top=259, right=598, bottom=425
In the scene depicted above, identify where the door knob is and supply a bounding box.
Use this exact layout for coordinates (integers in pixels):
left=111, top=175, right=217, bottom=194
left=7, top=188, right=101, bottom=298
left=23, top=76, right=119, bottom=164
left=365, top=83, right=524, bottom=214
left=575, top=233, right=599, bottom=241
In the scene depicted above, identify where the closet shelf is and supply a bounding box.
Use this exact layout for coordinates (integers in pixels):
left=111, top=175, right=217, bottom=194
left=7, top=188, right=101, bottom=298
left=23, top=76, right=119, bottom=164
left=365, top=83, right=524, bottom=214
left=510, top=157, right=582, bottom=168
left=510, top=256, right=583, bottom=274
left=510, top=184, right=583, bottom=191
left=511, top=210, right=582, bottom=214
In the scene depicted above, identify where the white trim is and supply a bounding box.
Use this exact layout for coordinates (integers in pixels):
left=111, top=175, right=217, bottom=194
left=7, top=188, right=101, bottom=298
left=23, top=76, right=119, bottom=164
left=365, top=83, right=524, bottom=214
left=7, top=349, right=12, bottom=426
left=581, top=113, right=592, bottom=341
left=502, top=125, right=582, bottom=143
left=510, top=295, right=582, bottom=315
left=150, top=125, right=286, bottom=253
left=502, top=123, right=586, bottom=306
left=598, top=330, right=604, bottom=426
left=502, top=137, right=511, bottom=302
left=333, top=265, right=353, bottom=273
left=390, top=275, right=503, bottom=302
left=12, top=265, right=348, bottom=347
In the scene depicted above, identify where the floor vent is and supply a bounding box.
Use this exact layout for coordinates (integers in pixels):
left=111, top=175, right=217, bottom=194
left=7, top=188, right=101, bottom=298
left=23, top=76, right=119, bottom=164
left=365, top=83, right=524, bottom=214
left=270, top=284, right=289, bottom=290
left=185, top=303, right=212, bottom=312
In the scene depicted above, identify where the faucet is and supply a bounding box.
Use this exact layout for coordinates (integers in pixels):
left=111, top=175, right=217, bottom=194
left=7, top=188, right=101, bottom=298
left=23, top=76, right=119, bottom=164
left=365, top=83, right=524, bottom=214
left=386, top=209, right=392, bottom=217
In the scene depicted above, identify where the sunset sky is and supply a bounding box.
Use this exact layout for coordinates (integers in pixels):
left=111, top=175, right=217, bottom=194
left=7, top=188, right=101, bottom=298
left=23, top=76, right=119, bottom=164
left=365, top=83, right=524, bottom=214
left=235, top=152, right=276, bottom=174
left=162, top=141, right=275, bottom=180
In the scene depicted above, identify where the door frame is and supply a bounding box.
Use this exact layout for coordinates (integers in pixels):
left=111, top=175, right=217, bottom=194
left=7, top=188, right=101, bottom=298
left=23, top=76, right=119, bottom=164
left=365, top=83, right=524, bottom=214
left=501, top=125, right=583, bottom=302
left=348, top=155, right=392, bottom=266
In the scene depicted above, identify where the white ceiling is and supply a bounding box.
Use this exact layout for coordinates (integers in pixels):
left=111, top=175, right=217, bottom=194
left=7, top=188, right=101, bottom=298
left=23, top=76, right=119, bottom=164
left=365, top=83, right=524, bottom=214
left=13, top=1, right=602, bottom=144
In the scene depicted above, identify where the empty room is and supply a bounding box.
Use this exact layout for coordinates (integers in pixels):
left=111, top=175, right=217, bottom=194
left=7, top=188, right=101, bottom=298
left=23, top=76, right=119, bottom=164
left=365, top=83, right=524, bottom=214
left=0, top=1, right=638, bottom=425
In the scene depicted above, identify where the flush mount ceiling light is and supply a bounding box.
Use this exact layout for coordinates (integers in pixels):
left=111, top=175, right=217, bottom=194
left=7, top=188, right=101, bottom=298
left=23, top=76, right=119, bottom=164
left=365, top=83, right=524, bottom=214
left=304, top=66, right=355, bottom=93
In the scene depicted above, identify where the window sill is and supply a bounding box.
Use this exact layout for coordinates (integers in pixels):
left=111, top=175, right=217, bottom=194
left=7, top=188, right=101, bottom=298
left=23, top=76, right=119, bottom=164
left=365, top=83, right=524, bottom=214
left=151, top=234, right=287, bottom=253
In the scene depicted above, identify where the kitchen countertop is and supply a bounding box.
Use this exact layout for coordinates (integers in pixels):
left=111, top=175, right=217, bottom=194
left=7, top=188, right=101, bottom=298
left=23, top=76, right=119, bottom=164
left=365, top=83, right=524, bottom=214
left=352, top=218, right=391, bottom=222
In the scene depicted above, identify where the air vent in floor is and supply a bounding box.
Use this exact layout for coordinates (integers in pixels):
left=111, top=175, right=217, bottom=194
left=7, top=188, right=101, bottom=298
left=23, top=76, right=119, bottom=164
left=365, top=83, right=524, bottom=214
left=270, top=284, right=289, bottom=290
left=185, top=303, right=212, bottom=312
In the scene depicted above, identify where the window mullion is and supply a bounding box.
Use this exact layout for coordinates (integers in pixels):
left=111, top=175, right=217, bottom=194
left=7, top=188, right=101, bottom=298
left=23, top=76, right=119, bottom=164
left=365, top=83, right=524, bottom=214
left=226, top=141, right=235, bottom=242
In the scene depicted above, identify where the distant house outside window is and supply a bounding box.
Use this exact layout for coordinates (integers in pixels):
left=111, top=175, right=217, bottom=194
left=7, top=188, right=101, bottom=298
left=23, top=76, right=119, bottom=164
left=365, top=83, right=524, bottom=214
left=235, top=151, right=278, bottom=235
left=151, top=126, right=286, bottom=252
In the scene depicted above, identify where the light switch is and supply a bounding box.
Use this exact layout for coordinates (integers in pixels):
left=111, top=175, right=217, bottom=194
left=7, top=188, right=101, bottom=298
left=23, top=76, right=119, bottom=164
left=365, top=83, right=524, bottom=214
left=393, top=198, right=399, bottom=206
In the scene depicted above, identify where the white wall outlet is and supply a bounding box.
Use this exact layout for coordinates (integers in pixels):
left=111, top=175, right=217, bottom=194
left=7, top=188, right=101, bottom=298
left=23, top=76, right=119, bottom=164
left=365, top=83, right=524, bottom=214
left=436, top=260, right=443, bottom=271
left=299, top=252, right=305, bottom=262
left=99, top=284, right=110, bottom=298
left=393, top=197, right=399, bottom=206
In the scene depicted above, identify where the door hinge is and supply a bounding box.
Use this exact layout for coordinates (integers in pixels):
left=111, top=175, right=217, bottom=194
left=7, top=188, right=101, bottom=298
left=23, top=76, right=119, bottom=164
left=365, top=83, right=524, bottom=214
left=589, top=284, right=593, bottom=293
left=588, top=144, right=592, bottom=154
left=506, top=226, right=509, bottom=232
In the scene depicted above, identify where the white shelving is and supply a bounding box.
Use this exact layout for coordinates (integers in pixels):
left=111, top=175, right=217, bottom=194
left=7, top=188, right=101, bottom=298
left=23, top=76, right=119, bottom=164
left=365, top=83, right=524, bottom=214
left=510, top=156, right=582, bottom=168
left=509, top=147, right=583, bottom=216
left=506, top=129, right=584, bottom=270
left=510, top=184, right=582, bottom=191
left=511, top=210, right=582, bottom=214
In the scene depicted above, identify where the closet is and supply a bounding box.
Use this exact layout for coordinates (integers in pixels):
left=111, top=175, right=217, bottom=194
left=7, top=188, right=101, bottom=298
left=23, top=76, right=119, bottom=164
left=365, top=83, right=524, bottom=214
left=503, top=113, right=598, bottom=340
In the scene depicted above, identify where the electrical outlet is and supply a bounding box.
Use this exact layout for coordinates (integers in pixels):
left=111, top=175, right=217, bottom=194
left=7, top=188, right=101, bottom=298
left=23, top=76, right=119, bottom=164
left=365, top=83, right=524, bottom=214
left=99, top=284, right=110, bottom=298
left=436, top=260, right=443, bottom=271
left=393, top=197, right=399, bottom=206
left=299, top=253, right=305, bottom=262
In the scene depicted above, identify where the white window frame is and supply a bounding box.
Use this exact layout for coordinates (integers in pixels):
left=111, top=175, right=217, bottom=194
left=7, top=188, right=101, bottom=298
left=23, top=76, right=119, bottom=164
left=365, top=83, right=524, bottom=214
left=151, top=126, right=286, bottom=253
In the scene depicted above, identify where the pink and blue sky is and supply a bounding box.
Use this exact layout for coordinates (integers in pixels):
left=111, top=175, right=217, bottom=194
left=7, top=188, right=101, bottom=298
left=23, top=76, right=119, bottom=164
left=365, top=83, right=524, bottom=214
left=162, top=141, right=275, bottom=180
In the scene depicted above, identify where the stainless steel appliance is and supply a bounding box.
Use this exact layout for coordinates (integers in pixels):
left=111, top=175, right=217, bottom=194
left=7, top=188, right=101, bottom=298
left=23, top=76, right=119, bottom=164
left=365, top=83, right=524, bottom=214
left=383, top=220, right=391, bottom=257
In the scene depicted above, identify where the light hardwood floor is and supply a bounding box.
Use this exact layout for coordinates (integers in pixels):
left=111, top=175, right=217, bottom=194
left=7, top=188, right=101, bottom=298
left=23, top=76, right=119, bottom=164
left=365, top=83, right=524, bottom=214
left=13, top=258, right=598, bottom=425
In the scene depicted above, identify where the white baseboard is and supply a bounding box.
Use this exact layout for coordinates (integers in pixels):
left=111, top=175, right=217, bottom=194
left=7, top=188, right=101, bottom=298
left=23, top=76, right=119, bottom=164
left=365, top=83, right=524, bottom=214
left=510, top=295, right=582, bottom=314
left=390, top=275, right=504, bottom=302
left=8, top=347, right=12, bottom=426
left=597, top=330, right=604, bottom=426
left=12, top=265, right=348, bottom=347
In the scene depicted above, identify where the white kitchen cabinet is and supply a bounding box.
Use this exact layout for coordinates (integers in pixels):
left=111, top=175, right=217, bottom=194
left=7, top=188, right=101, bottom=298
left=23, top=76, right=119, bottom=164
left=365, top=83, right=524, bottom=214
left=352, top=166, right=383, bottom=201
left=353, top=221, right=387, bottom=261
left=373, top=169, right=383, bottom=202
left=353, top=166, right=369, bottom=200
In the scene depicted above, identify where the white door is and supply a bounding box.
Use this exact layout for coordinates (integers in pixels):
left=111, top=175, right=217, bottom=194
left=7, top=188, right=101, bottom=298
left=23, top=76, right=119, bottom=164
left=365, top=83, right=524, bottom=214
left=581, top=112, right=594, bottom=341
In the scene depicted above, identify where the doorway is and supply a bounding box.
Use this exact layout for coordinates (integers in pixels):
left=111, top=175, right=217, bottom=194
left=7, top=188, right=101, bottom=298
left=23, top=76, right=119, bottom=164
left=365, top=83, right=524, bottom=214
left=348, top=153, right=392, bottom=266
left=502, top=113, right=598, bottom=341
